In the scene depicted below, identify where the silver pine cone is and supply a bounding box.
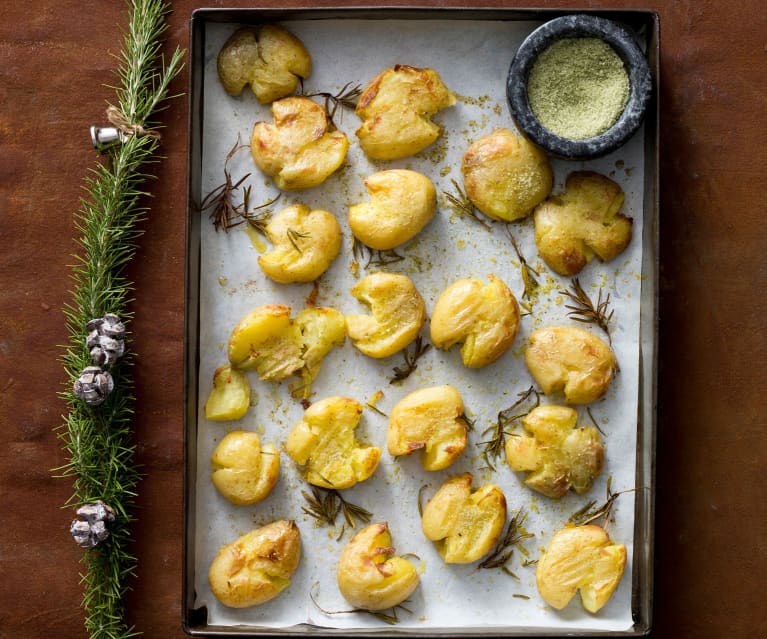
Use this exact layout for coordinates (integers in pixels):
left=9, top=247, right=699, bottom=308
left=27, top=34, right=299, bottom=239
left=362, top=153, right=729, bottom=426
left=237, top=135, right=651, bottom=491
left=70, top=501, right=116, bottom=549
left=73, top=366, right=114, bottom=406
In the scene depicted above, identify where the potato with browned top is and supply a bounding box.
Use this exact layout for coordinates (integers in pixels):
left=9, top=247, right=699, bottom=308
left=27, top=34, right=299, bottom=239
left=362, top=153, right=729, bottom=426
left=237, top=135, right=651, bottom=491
left=430, top=275, right=520, bottom=368
left=421, top=472, right=506, bottom=564
left=258, top=204, right=341, bottom=283
left=536, top=524, right=626, bottom=613
left=349, top=170, right=436, bottom=251
left=525, top=326, right=617, bottom=404
left=355, top=64, right=456, bottom=160
left=387, top=385, right=467, bottom=470
left=337, top=522, right=420, bottom=611
left=285, top=396, right=381, bottom=489
left=462, top=128, right=553, bottom=222
left=505, top=405, right=604, bottom=498
left=208, top=520, right=301, bottom=608
left=251, top=96, right=348, bottom=190
left=346, top=272, right=426, bottom=359
left=534, top=171, right=632, bottom=276
left=217, top=25, right=311, bottom=103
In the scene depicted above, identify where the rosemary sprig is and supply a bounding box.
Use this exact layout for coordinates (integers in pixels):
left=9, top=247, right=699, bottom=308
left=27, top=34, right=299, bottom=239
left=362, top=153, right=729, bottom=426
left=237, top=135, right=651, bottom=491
left=568, top=478, right=635, bottom=532
left=443, top=179, right=492, bottom=230
left=480, top=386, right=540, bottom=470
left=240, top=186, right=279, bottom=237
left=560, top=278, right=615, bottom=344
left=286, top=227, right=310, bottom=253
left=302, top=81, right=362, bottom=127
left=505, top=226, right=540, bottom=300
left=389, top=335, right=431, bottom=383
left=301, top=485, right=372, bottom=529
left=56, top=2, right=184, bottom=638
left=478, top=509, right=535, bottom=577
left=352, top=236, right=405, bottom=268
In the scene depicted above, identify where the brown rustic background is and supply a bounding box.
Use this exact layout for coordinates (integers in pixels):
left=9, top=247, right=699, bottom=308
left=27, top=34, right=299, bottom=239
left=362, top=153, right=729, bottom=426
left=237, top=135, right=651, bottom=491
left=1, top=1, right=765, bottom=637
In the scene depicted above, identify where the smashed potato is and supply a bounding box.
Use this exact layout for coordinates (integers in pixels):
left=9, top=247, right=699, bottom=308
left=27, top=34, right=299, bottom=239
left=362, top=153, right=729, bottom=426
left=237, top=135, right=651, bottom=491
left=387, top=385, right=467, bottom=470
left=505, top=405, right=604, bottom=498
left=525, top=326, right=617, bottom=404
left=208, top=520, right=301, bottom=608
left=227, top=305, right=344, bottom=397
left=217, top=25, right=311, bottom=103
left=355, top=64, right=456, bottom=160
left=251, top=96, right=349, bottom=190
left=430, top=275, right=520, bottom=368
left=346, top=272, right=426, bottom=359
left=349, top=170, right=436, bottom=251
left=337, top=522, right=420, bottom=611
left=536, top=524, right=626, bottom=613
left=204, top=365, right=251, bottom=421
left=534, top=171, right=632, bottom=276
left=211, top=431, right=280, bottom=505
left=421, top=472, right=506, bottom=564
left=258, top=204, right=342, bottom=283
left=285, top=396, right=381, bottom=489
left=461, top=128, right=553, bottom=222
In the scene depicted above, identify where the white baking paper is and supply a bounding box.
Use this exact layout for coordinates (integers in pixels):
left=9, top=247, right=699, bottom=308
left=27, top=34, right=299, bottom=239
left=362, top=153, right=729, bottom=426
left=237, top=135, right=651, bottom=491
left=193, top=17, right=646, bottom=634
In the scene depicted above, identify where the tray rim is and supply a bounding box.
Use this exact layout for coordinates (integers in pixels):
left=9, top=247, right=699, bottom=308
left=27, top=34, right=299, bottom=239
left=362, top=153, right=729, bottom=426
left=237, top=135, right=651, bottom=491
left=182, top=6, right=660, bottom=637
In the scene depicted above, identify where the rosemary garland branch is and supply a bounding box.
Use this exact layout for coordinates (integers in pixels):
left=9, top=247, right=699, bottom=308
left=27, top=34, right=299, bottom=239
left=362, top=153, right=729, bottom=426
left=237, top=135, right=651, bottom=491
left=55, top=2, right=184, bottom=638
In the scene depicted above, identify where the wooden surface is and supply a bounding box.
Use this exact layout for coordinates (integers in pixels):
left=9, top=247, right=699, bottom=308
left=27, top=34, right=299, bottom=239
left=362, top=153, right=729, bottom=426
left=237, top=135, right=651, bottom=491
left=1, top=1, right=765, bottom=637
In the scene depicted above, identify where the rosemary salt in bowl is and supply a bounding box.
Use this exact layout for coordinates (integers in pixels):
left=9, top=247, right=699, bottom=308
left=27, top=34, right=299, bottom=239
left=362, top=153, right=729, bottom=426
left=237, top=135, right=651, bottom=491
left=507, top=14, right=651, bottom=160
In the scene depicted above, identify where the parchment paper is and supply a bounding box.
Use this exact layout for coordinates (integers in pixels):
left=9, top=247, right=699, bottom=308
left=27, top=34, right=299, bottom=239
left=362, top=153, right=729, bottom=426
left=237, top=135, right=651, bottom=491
left=193, top=17, right=646, bottom=634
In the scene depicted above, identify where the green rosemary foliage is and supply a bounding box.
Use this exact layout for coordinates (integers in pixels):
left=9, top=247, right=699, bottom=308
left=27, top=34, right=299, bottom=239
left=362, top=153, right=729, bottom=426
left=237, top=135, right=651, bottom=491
left=55, top=2, right=183, bottom=638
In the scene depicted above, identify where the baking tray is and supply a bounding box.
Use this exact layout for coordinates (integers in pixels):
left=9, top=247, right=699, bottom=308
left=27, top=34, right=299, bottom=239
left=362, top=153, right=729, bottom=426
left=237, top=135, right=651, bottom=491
left=183, top=7, right=658, bottom=636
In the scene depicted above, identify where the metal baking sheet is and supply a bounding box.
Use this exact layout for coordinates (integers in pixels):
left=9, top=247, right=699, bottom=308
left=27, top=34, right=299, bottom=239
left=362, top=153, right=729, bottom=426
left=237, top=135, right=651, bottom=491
left=184, top=7, right=658, bottom=636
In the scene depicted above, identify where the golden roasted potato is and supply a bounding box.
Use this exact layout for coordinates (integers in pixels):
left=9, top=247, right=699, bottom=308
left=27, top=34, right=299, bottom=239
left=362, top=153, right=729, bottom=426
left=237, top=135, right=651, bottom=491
left=349, top=170, right=436, bottom=251
left=505, top=405, right=604, bottom=498
left=205, top=365, right=251, bottom=421
left=387, top=385, right=467, bottom=470
left=211, top=431, right=280, bottom=505
left=285, top=396, right=381, bottom=489
left=337, top=522, right=420, bottom=611
left=251, top=96, right=349, bottom=190
left=258, top=204, right=342, bottom=283
left=217, top=25, right=311, bottom=103
left=525, top=326, right=617, bottom=404
left=346, top=272, right=426, bottom=359
left=534, top=171, right=632, bottom=276
left=536, top=524, right=626, bottom=613
left=208, top=520, right=301, bottom=608
left=421, top=472, right=506, bottom=564
left=228, top=304, right=303, bottom=378
left=355, top=64, right=456, bottom=160
left=461, top=128, right=553, bottom=222
left=430, top=275, right=520, bottom=368
left=227, top=305, right=344, bottom=397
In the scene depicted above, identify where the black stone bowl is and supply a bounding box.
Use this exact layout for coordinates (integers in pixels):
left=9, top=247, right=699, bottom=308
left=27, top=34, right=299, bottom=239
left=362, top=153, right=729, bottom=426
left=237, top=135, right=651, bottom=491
left=507, top=14, right=652, bottom=160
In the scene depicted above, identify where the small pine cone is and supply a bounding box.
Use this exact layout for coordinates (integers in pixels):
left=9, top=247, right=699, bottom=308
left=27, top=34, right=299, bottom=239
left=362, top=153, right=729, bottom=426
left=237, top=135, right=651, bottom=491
left=73, top=366, right=114, bottom=406
left=88, top=334, right=125, bottom=367
left=70, top=501, right=116, bottom=549
left=86, top=313, right=126, bottom=340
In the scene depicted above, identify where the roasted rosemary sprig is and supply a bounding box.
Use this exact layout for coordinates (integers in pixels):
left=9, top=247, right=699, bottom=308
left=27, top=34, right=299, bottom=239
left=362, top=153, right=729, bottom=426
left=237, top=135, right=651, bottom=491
left=478, top=509, right=535, bottom=577
left=301, top=485, right=372, bottom=529
left=480, top=386, right=540, bottom=470
left=389, top=335, right=431, bottom=383
left=56, top=2, right=184, bottom=638
left=560, top=278, right=615, bottom=344
left=302, top=81, right=362, bottom=127
left=200, top=138, right=280, bottom=234
left=505, top=226, right=540, bottom=301
left=286, top=227, right=311, bottom=253
left=352, top=236, right=405, bottom=268
left=569, top=478, right=635, bottom=532
left=443, top=179, right=492, bottom=230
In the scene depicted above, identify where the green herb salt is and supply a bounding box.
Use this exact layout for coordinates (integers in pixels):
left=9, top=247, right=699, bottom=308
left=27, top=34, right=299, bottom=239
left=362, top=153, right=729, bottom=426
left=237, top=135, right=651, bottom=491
left=527, top=37, right=629, bottom=140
